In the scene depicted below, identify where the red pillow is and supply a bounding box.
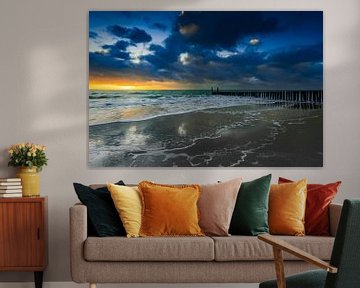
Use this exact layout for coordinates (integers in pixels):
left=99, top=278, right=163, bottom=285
left=278, top=177, right=341, bottom=236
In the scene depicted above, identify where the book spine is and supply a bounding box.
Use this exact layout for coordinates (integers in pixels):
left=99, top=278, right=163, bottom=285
left=0, top=178, right=21, bottom=182
left=0, top=183, right=22, bottom=186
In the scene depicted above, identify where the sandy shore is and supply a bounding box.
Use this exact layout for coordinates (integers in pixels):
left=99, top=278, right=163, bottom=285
left=89, top=104, right=323, bottom=167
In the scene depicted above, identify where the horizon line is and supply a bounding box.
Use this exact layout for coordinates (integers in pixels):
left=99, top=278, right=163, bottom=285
left=89, top=88, right=324, bottom=92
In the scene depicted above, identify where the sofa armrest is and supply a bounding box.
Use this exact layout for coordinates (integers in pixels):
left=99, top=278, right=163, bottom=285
left=258, top=234, right=338, bottom=273
left=258, top=233, right=337, bottom=288
left=329, top=203, right=342, bottom=237
left=69, top=203, right=88, bottom=283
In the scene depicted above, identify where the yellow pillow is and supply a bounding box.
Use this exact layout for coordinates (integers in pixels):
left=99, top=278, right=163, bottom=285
left=107, top=183, right=142, bottom=238
left=138, top=181, right=204, bottom=237
left=269, top=179, right=307, bottom=236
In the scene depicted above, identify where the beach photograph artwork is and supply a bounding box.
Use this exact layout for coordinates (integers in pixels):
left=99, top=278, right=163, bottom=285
left=89, top=11, right=323, bottom=167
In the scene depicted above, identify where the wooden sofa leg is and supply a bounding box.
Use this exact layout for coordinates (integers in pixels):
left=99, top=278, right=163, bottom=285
left=89, top=283, right=97, bottom=288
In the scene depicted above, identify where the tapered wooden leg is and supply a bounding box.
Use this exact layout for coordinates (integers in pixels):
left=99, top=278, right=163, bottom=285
left=273, top=247, right=286, bottom=288
left=89, top=283, right=97, bottom=288
left=34, top=271, right=43, bottom=288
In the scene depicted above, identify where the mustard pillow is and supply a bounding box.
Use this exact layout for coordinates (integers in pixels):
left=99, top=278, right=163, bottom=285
left=107, top=183, right=142, bottom=238
left=269, top=179, right=307, bottom=236
left=138, top=181, right=204, bottom=237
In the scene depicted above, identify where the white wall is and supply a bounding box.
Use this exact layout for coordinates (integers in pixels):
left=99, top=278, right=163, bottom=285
left=0, top=0, right=359, bottom=283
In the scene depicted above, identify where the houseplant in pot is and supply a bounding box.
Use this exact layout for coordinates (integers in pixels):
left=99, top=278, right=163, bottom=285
left=8, top=142, right=48, bottom=197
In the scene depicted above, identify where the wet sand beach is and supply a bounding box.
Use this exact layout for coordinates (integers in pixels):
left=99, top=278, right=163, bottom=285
left=89, top=103, right=322, bottom=167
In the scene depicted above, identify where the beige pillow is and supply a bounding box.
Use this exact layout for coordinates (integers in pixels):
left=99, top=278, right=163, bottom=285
left=198, top=178, right=242, bottom=236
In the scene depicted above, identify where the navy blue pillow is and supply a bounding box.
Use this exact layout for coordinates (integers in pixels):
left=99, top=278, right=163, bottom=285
left=73, top=181, right=126, bottom=237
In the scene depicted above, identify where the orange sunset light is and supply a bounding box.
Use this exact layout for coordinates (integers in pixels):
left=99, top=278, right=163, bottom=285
left=89, top=78, right=183, bottom=91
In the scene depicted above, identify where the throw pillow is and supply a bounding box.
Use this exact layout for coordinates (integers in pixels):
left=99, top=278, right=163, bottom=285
left=269, top=179, right=307, bottom=236
left=198, top=178, right=242, bottom=236
left=279, top=177, right=341, bottom=236
left=138, top=181, right=203, bottom=237
left=107, top=183, right=142, bottom=238
left=229, top=174, right=272, bottom=236
left=73, top=181, right=126, bottom=237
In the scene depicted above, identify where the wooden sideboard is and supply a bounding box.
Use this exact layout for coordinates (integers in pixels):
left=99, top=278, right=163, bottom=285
left=0, top=197, right=47, bottom=288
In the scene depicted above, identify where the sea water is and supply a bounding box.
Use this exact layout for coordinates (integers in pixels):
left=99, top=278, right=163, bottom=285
left=89, top=90, right=270, bottom=125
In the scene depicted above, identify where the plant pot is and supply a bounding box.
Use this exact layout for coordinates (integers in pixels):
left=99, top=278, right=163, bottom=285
left=16, top=167, right=40, bottom=197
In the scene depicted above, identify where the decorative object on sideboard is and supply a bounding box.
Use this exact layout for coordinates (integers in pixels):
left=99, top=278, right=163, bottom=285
left=8, top=143, right=48, bottom=197
left=0, top=178, right=22, bottom=197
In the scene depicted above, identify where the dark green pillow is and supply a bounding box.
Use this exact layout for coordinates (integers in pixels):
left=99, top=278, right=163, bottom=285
left=73, top=181, right=126, bottom=237
left=229, top=174, right=272, bottom=236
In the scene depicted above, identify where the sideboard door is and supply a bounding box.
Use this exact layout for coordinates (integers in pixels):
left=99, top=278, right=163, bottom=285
left=0, top=201, right=44, bottom=268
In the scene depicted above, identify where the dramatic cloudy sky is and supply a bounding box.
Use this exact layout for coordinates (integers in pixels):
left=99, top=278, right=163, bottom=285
left=89, top=11, right=323, bottom=90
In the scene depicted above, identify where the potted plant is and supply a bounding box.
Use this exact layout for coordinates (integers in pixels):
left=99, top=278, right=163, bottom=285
left=8, top=143, right=48, bottom=197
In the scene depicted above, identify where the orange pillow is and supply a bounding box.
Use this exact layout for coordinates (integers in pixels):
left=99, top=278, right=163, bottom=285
left=269, top=179, right=307, bottom=236
left=138, top=181, right=204, bottom=237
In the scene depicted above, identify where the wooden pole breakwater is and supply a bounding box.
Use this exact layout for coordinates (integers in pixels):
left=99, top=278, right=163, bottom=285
left=211, top=88, right=323, bottom=104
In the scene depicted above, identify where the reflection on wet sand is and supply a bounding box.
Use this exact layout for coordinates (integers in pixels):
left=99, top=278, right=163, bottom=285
left=89, top=102, right=322, bottom=167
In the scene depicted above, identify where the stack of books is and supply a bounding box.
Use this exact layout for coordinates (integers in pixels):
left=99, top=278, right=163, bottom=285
left=0, top=178, right=22, bottom=197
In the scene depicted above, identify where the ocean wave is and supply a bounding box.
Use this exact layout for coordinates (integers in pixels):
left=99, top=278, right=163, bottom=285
left=89, top=95, right=122, bottom=99
left=89, top=102, right=255, bottom=127
left=88, top=90, right=289, bottom=126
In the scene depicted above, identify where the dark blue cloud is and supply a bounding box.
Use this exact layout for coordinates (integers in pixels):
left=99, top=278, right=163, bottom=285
left=89, top=52, right=129, bottom=75
left=176, top=11, right=278, bottom=49
left=143, top=40, right=323, bottom=89
left=90, top=11, right=323, bottom=89
left=148, top=44, right=164, bottom=53
left=151, top=22, right=167, bottom=31
left=143, top=34, right=185, bottom=69
left=101, top=40, right=132, bottom=60
left=268, top=43, right=323, bottom=67
left=107, top=25, right=152, bottom=43
left=102, top=40, right=132, bottom=51
left=89, top=31, right=99, bottom=39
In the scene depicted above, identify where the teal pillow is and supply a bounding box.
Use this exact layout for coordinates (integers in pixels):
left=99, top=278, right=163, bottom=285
left=229, top=174, right=272, bottom=236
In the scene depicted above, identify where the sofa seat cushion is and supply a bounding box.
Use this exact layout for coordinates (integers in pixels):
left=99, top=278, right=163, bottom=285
left=84, top=236, right=214, bottom=261
left=212, top=236, right=334, bottom=261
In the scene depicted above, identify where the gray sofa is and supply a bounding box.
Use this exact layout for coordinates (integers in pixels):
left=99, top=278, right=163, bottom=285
left=70, top=202, right=342, bottom=287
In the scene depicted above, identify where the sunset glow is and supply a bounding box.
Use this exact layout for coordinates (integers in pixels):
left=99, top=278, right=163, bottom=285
left=89, top=78, right=184, bottom=91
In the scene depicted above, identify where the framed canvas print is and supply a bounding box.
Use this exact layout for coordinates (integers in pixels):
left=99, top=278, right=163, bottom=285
left=89, top=11, right=323, bottom=167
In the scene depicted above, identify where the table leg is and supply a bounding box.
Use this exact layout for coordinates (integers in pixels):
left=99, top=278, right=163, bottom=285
left=34, top=271, right=43, bottom=288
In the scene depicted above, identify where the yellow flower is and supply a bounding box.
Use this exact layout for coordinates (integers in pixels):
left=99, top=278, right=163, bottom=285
left=37, top=145, right=46, bottom=151
left=8, top=149, right=13, bottom=155
left=27, top=152, right=32, bottom=157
